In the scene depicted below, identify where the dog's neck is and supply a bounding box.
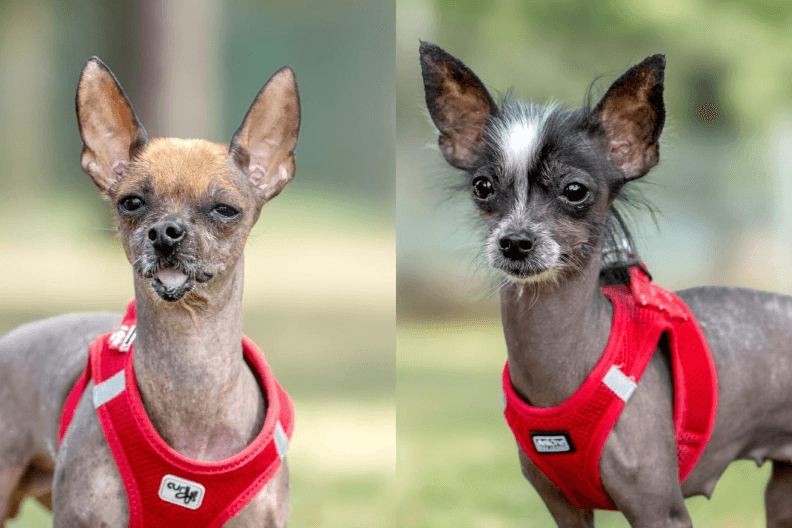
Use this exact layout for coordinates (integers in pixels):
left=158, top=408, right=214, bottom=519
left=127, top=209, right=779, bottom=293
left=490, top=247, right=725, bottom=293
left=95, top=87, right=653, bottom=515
left=501, top=253, right=614, bottom=408
left=132, top=259, right=265, bottom=461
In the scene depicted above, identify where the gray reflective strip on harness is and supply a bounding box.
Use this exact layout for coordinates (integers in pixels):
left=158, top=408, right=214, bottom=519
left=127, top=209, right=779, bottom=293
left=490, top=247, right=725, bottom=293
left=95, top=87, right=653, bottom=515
left=602, top=366, right=637, bottom=403
left=274, top=420, right=289, bottom=460
left=93, top=371, right=126, bottom=408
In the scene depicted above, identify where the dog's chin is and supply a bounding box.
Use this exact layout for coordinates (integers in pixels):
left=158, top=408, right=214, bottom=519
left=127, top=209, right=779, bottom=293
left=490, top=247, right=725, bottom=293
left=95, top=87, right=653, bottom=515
left=500, top=265, right=560, bottom=285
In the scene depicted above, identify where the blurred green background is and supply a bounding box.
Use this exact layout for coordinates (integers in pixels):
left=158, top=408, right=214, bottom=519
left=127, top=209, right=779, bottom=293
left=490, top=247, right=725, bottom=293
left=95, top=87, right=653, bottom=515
left=0, top=1, right=394, bottom=527
left=397, top=0, right=792, bottom=526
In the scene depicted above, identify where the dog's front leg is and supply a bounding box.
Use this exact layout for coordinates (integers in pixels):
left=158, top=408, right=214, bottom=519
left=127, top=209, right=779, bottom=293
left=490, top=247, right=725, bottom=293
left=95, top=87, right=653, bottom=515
left=600, top=353, right=692, bottom=528
left=517, top=449, right=594, bottom=527
left=52, top=387, right=128, bottom=528
left=765, top=461, right=792, bottom=527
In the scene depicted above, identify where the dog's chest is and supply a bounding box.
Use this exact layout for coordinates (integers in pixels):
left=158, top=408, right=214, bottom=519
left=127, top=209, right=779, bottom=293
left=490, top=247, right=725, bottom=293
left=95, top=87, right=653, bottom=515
left=501, top=267, right=718, bottom=510
left=56, top=302, right=295, bottom=527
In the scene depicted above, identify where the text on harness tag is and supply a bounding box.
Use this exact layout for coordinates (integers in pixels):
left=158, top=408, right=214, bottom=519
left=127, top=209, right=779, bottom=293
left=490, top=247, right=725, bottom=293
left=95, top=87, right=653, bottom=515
left=158, top=474, right=205, bottom=510
left=531, top=431, right=576, bottom=454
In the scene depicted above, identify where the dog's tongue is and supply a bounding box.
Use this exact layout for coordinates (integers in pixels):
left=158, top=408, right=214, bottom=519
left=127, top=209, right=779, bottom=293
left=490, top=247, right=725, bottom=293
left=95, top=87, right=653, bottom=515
left=157, top=268, right=188, bottom=289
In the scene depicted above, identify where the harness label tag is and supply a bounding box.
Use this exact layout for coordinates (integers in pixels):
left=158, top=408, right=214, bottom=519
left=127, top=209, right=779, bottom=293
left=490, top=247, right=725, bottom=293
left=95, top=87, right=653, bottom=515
left=531, top=431, right=575, bottom=454
left=108, top=325, right=129, bottom=348
left=118, top=325, right=136, bottom=352
left=158, top=474, right=205, bottom=510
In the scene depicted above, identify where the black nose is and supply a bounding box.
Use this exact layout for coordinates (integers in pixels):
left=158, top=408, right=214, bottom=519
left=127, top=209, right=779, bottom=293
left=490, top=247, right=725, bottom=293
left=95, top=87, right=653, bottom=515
left=499, top=233, right=534, bottom=261
left=148, top=218, right=187, bottom=255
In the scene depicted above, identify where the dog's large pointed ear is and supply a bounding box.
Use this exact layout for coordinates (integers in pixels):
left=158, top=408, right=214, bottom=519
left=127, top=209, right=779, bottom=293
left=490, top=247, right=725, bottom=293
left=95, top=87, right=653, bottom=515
left=230, top=66, right=301, bottom=203
left=76, top=57, right=148, bottom=194
left=420, top=42, right=496, bottom=170
left=595, top=55, right=665, bottom=181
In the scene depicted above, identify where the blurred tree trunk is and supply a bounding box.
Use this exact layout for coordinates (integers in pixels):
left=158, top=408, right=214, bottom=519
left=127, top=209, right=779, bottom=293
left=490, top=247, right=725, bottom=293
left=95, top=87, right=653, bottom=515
left=135, top=0, right=225, bottom=141
left=0, top=0, right=55, bottom=202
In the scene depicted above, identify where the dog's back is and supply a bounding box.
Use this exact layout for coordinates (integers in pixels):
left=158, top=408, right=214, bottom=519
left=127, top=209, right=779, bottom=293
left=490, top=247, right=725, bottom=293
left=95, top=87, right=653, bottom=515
left=678, top=286, right=792, bottom=496
left=0, top=312, right=119, bottom=522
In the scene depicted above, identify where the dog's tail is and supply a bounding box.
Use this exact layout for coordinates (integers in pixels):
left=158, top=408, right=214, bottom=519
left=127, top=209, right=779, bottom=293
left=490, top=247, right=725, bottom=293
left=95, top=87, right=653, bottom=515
left=599, top=206, right=643, bottom=286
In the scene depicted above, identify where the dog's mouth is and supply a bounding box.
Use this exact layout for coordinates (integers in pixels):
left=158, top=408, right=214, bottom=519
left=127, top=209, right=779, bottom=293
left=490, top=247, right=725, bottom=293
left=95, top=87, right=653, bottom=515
left=133, top=251, right=216, bottom=302
left=151, top=268, right=195, bottom=302
left=144, top=266, right=215, bottom=302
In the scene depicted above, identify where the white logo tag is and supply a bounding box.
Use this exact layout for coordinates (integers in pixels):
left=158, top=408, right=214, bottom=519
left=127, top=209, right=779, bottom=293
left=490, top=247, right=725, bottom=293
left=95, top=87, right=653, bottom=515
left=118, top=325, right=136, bottom=352
left=109, top=326, right=129, bottom=347
left=158, top=474, right=205, bottom=510
left=532, top=433, right=574, bottom=453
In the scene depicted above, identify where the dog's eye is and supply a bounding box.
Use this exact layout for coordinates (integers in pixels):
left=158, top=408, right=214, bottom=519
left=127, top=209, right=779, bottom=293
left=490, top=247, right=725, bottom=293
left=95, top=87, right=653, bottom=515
left=562, top=183, right=589, bottom=203
left=213, top=204, right=240, bottom=218
left=118, top=196, right=144, bottom=213
left=472, top=177, right=494, bottom=200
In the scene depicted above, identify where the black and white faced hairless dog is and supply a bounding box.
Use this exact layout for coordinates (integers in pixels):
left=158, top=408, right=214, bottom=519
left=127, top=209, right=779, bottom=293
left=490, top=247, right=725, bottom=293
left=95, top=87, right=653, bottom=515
left=421, top=41, right=792, bottom=528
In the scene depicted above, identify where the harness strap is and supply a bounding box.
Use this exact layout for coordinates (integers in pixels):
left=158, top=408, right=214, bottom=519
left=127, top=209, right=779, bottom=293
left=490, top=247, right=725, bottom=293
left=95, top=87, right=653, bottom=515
left=58, top=300, right=295, bottom=527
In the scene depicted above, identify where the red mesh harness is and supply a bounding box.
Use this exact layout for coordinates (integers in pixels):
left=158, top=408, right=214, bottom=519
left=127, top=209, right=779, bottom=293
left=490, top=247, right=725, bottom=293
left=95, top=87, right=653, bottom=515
left=58, top=300, right=295, bottom=527
left=502, top=266, right=718, bottom=510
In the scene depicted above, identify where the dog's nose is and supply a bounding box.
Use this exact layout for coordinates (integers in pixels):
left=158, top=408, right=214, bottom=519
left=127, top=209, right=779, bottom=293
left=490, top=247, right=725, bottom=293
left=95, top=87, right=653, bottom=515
left=499, top=233, right=534, bottom=261
left=148, top=219, right=187, bottom=254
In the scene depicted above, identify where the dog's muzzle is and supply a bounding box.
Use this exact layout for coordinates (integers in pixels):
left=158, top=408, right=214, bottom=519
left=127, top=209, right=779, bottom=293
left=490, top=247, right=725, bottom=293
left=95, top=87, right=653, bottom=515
left=148, top=217, right=188, bottom=258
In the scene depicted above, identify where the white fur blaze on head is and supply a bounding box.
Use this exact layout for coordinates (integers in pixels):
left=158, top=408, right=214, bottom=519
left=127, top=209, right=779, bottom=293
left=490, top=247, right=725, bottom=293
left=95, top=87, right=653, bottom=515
left=506, top=120, right=540, bottom=169
left=492, top=102, right=558, bottom=176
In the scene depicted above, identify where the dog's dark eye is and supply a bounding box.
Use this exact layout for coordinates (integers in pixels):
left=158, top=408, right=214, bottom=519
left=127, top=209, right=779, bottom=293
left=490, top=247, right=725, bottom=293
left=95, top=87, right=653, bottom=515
left=213, top=204, right=240, bottom=218
left=118, top=196, right=144, bottom=213
left=562, top=183, right=589, bottom=203
left=472, top=177, right=494, bottom=200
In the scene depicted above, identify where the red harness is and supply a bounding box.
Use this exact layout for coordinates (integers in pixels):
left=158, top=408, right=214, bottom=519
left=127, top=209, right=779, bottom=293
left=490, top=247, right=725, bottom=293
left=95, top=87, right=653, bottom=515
left=502, top=266, right=718, bottom=510
left=58, top=301, right=294, bottom=527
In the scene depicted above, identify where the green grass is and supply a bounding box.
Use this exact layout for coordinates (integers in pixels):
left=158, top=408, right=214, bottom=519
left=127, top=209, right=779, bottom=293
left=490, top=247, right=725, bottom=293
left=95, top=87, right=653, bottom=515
left=397, top=320, right=770, bottom=528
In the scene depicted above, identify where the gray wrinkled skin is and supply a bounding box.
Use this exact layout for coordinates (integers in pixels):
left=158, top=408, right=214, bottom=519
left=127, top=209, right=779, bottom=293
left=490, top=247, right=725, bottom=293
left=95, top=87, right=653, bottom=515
left=49, top=261, right=289, bottom=528
left=0, top=274, right=289, bottom=526
left=502, top=246, right=792, bottom=527
left=0, top=248, right=290, bottom=528
left=0, top=313, right=120, bottom=522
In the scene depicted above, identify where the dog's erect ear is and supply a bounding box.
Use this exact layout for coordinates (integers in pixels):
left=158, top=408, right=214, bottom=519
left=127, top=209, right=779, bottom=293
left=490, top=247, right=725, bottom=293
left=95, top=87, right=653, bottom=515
left=230, top=66, right=301, bottom=203
left=595, top=55, right=665, bottom=181
left=420, top=42, right=496, bottom=170
left=76, top=57, right=148, bottom=194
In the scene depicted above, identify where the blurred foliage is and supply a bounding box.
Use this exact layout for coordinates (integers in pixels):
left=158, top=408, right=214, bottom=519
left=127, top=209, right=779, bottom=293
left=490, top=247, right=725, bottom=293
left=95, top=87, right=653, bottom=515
left=400, top=0, right=792, bottom=131
left=0, top=0, right=394, bottom=227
